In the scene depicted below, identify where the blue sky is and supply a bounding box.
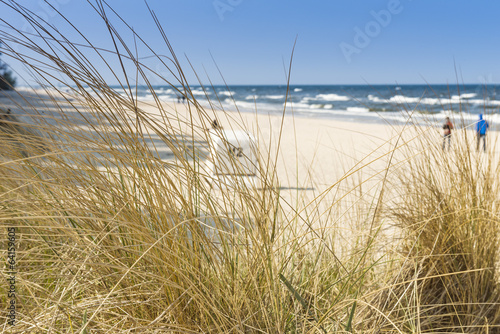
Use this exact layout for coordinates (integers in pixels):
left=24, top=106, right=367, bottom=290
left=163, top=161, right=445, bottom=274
left=3, top=0, right=500, bottom=85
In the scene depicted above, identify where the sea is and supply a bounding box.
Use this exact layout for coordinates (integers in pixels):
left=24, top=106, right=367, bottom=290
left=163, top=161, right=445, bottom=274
left=123, top=84, right=500, bottom=127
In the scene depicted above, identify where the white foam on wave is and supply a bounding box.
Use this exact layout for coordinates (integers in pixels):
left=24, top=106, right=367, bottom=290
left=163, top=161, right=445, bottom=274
left=347, top=107, right=370, bottom=113
left=312, top=93, right=350, bottom=102
left=287, top=101, right=371, bottom=116
left=389, top=95, right=427, bottom=104
left=368, top=94, right=388, bottom=103
left=452, top=93, right=477, bottom=99
left=310, top=104, right=334, bottom=110
left=388, top=93, right=494, bottom=107
left=264, top=95, right=286, bottom=99
left=487, top=100, right=500, bottom=106
left=487, top=113, right=500, bottom=123
left=389, top=95, right=462, bottom=106
left=235, top=101, right=255, bottom=109
left=463, top=99, right=481, bottom=105
left=153, top=88, right=174, bottom=94
left=468, top=98, right=500, bottom=106
left=223, top=98, right=256, bottom=110
left=190, top=89, right=209, bottom=96
left=301, top=94, right=350, bottom=103
left=294, top=88, right=303, bottom=92
left=218, top=91, right=235, bottom=96
left=245, top=95, right=258, bottom=100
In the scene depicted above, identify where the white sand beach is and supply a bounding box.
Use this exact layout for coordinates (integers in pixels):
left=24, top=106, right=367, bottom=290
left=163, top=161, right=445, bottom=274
left=3, top=88, right=498, bottom=210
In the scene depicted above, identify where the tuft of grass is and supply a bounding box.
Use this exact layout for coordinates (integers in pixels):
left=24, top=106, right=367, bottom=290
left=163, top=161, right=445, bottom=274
left=377, top=127, right=500, bottom=332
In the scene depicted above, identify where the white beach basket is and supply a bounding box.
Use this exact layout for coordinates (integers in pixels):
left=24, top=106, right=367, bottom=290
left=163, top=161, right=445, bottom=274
left=203, top=129, right=259, bottom=189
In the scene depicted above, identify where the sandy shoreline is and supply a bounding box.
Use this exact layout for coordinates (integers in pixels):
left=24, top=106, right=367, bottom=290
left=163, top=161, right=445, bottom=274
left=2, top=88, right=498, bottom=213
left=141, top=99, right=399, bottom=182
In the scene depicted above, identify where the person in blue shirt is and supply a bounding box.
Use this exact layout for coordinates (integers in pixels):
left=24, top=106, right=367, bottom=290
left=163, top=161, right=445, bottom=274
left=476, top=114, right=489, bottom=152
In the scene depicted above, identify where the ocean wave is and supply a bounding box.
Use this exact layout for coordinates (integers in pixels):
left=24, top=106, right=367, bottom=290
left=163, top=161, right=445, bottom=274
left=310, top=104, right=334, bottom=109
left=452, top=93, right=477, bottom=99
left=316, top=93, right=350, bottom=101
left=190, top=89, right=209, bottom=96
left=218, top=91, right=235, bottom=96
left=367, top=94, right=388, bottom=103
left=389, top=95, right=430, bottom=104
left=347, top=107, right=370, bottom=113
left=469, top=99, right=500, bottom=106
left=223, top=99, right=256, bottom=110
left=370, top=93, right=482, bottom=106
left=294, top=88, right=303, bottom=92
left=303, top=93, right=350, bottom=102
left=153, top=88, right=174, bottom=94
left=235, top=101, right=255, bottom=109
left=388, top=94, right=492, bottom=106
left=264, top=95, right=286, bottom=99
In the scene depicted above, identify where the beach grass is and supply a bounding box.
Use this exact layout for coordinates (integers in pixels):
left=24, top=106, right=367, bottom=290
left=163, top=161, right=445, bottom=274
left=1, top=1, right=500, bottom=333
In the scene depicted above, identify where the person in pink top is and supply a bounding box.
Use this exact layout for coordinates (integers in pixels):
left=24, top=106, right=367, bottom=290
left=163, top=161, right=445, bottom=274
left=442, top=117, right=454, bottom=150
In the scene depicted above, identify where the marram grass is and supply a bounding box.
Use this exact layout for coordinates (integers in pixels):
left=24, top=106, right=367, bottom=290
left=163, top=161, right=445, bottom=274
left=0, top=1, right=499, bottom=333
